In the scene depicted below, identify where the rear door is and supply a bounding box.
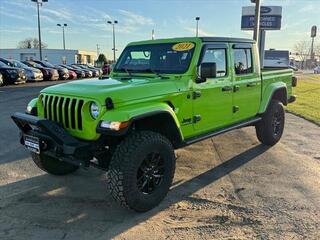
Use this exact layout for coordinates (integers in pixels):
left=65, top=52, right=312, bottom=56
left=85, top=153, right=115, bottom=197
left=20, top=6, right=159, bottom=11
left=231, top=43, right=261, bottom=122
left=192, top=44, right=233, bottom=134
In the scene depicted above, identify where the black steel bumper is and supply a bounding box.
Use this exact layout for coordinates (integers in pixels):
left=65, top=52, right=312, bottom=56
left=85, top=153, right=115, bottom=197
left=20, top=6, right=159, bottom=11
left=11, top=112, right=94, bottom=167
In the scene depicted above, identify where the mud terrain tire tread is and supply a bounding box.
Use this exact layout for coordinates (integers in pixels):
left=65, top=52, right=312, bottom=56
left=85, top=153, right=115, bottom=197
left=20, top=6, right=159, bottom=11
left=107, top=131, right=176, bottom=212
left=256, top=99, right=285, bottom=146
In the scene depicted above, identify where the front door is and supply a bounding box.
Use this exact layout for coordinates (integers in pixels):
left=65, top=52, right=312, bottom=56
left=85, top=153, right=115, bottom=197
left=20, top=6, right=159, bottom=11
left=231, top=44, right=261, bottom=122
left=192, top=44, right=233, bottom=135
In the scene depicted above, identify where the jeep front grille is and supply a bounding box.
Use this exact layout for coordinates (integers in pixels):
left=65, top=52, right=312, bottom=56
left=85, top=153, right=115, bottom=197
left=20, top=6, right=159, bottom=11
left=43, top=95, right=84, bottom=130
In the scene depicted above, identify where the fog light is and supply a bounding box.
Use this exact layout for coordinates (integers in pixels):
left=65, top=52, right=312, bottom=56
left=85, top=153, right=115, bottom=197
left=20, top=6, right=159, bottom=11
left=100, top=121, right=129, bottom=131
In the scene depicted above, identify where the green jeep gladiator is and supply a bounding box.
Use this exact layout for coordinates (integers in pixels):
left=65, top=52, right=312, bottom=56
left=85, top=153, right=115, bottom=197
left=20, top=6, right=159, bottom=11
left=12, top=37, right=297, bottom=212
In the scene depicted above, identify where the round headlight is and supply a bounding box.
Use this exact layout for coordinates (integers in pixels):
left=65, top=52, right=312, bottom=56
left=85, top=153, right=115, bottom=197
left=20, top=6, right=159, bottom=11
left=90, top=102, right=100, bottom=119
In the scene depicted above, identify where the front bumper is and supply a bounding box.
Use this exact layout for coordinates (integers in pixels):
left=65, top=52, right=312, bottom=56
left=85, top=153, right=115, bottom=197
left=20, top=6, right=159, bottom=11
left=11, top=112, right=94, bottom=167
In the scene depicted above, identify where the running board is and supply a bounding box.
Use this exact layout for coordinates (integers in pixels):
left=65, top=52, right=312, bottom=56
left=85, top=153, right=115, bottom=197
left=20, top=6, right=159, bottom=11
left=181, top=117, right=262, bottom=147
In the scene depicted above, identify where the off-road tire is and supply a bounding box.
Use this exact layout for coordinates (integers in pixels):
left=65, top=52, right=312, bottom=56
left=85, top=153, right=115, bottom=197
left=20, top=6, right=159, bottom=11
left=107, top=131, right=176, bottom=212
left=255, top=99, right=285, bottom=146
left=31, top=152, right=79, bottom=175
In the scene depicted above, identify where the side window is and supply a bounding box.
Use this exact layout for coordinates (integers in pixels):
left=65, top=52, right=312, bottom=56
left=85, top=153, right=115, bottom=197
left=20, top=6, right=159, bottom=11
left=202, top=48, right=227, bottom=77
left=233, top=49, right=253, bottom=75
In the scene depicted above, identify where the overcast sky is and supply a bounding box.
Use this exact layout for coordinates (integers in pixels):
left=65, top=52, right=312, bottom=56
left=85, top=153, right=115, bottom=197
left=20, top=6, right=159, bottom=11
left=0, top=0, right=319, bottom=59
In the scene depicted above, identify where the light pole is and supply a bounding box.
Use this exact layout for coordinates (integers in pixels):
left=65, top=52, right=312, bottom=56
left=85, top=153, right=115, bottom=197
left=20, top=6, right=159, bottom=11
left=107, top=20, right=118, bottom=62
left=152, top=29, right=155, bottom=40
left=195, top=17, right=200, bottom=37
left=96, top=44, right=100, bottom=56
left=31, top=0, right=48, bottom=60
left=57, top=23, right=67, bottom=50
left=251, top=0, right=261, bottom=43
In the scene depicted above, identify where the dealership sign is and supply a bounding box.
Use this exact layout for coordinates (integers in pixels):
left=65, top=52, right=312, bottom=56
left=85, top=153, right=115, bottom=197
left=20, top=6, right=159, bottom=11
left=241, top=6, right=282, bottom=30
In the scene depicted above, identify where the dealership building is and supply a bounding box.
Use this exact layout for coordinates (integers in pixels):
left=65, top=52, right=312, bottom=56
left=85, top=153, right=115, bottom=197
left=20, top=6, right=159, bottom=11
left=0, top=48, right=97, bottom=65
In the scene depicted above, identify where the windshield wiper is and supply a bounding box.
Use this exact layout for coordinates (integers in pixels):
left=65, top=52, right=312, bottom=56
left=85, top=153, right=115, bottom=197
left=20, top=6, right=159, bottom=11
left=144, top=69, right=169, bottom=79
left=118, top=67, right=132, bottom=77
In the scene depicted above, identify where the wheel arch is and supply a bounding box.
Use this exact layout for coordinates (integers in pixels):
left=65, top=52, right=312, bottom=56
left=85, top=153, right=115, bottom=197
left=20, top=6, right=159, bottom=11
left=130, top=110, right=183, bottom=148
left=98, top=102, right=184, bottom=148
left=258, top=83, right=288, bottom=114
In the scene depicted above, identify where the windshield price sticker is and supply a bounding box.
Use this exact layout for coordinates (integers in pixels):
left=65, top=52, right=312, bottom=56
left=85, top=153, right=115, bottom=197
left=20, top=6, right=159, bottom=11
left=172, top=42, right=195, bottom=51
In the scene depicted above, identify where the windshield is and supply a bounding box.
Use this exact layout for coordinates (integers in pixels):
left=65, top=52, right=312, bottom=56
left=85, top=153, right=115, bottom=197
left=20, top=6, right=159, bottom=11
left=0, top=61, right=8, bottom=67
left=27, top=61, right=43, bottom=68
left=39, top=61, right=54, bottom=68
left=114, top=42, right=195, bottom=74
left=12, top=60, right=28, bottom=68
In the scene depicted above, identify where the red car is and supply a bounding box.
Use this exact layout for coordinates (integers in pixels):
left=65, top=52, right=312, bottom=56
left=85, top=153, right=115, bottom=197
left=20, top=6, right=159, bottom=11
left=102, top=64, right=111, bottom=75
left=68, top=70, right=77, bottom=80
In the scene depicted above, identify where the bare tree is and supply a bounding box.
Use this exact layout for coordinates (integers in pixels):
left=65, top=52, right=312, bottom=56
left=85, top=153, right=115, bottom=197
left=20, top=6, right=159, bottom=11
left=17, top=38, right=48, bottom=49
left=315, top=44, right=320, bottom=57
left=293, top=40, right=310, bottom=69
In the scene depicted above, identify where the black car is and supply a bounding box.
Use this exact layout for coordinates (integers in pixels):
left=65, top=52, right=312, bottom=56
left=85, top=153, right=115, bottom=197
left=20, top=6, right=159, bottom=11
left=33, top=60, right=69, bottom=80
left=0, top=61, right=26, bottom=85
left=0, top=58, right=43, bottom=82
left=76, top=64, right=102, bottom=77
left=70, top=65, right=93, bottom=78
left=23, top=61, right=59, bottom=81
left=59, top=64, right=85, bottom=78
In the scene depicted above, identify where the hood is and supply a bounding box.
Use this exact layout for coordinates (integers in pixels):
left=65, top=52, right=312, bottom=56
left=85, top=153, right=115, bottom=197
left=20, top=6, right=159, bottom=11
left=24, top=66, right=41, bottom=73
left=0, top=65, right=19, bottom=71
left=41, top=77, right=178, bottom=105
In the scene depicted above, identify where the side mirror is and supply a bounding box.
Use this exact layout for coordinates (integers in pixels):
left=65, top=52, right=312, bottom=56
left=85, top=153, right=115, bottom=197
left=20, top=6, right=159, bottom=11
left=196, top=62, right=217, bottom=83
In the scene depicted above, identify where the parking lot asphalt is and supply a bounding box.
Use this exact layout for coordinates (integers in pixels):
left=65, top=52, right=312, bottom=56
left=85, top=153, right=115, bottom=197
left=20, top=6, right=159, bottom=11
left=0, top=80, right=320, bottom=239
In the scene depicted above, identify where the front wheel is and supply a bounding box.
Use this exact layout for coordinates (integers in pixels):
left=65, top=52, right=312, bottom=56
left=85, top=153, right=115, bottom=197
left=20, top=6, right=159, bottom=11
left=31, top=153, right=79, bottom=176
left=255, top=100, right=285, bottom=146
left=107, top=131, right=176, bottom=212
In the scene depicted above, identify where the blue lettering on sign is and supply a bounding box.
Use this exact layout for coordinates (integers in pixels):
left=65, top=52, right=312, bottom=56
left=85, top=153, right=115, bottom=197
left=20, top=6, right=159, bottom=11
left=241, top=15, right=282, bottom=30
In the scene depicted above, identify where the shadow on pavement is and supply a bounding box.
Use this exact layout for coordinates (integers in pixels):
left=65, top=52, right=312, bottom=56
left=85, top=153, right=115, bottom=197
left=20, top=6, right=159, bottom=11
left=0, top=144, right=269, bottom=239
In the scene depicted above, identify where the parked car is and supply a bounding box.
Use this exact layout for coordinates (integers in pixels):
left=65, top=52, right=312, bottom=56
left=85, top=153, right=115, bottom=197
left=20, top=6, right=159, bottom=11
left=0, top=58, right=43, bottom=82
left=68, top=69, right=77, bottom=80
left=84, top=64, right=103, bottom=77
left=73, top=64, right=100, bottom=77
left=59, top=64, right=85, bottom=79
left=12, top=36, right=297, bottom=212
left=70, top=65, right=93, bottom=78
left=314, top=66, right=320, bottom=74
left=288, top=65, right=298, bottom=71
left=0, top=60, right=26, bottom=85
left=33, top=60, right=69, bottom=80
left=23, top=61, right=59, bottom=81
left=0, top=73, right=3, bottom=86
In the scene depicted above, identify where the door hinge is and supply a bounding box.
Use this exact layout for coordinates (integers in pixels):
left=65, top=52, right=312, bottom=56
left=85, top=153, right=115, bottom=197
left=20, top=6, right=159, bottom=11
left=233, top=106, right=239, bottom=113
left=193, top=115, right=202, bottom=123
left=193, top=91, right=201, bottom=99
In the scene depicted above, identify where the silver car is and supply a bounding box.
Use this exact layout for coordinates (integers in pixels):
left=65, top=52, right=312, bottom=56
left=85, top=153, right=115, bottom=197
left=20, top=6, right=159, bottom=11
left=3, top=59, right=43, bottom=81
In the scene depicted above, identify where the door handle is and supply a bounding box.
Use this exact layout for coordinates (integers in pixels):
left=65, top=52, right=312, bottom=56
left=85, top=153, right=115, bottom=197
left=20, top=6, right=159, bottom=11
left=222, top=86, right=233, bottom=92
left=247, top=82, right=257, bottom=87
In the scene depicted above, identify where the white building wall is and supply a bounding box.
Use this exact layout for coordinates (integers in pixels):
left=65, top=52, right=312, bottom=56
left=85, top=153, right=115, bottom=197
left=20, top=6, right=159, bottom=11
left=0, top=49, right=95, bottom=65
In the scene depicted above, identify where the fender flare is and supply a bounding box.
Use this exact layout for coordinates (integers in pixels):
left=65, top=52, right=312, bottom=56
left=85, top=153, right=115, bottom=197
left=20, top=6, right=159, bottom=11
left=26, top=98, right=38, bottom=115
left=258, top=82, right=287, bottom=114
left=97, top=102, right=183, bottom=142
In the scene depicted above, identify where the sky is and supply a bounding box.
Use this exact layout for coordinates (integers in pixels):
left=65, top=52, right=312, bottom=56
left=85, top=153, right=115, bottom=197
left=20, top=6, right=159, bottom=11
left=0, top=0, right=319, bottom=59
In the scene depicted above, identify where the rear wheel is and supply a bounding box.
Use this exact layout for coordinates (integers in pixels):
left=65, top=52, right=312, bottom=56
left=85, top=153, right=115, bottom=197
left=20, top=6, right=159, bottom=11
left=31, top=153, right=79, bottom=176
left=255, top=100, right=285, bottom=146
left=107, top=131, right=176, bottom=212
